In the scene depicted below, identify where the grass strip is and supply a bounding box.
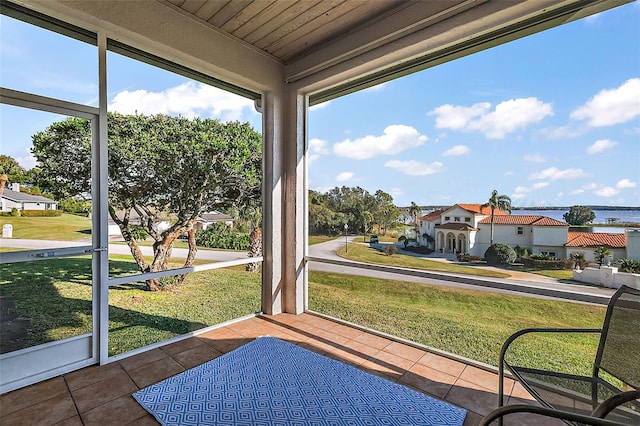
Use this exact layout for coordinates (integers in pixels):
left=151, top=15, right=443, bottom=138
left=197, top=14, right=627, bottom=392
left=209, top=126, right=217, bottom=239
left=337, top=242, right=510, bottom=278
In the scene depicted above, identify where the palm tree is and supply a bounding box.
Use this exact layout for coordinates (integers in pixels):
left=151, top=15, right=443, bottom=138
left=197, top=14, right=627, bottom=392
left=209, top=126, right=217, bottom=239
left=482, top=190, right=512, bottom=246
left=594, top=246, right=611, bottom=268
left=409, top=201, right=421, bottom=240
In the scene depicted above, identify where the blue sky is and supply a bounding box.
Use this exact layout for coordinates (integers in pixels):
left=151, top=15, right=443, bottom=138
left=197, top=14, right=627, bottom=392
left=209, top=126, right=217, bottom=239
left=1, top=2, right=639, bottom=208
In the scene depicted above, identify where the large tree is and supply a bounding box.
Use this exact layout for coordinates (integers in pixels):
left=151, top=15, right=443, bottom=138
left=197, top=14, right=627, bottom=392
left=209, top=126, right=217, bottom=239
left=32, top=113, right=262, bottom=290
left=0, top=155, right=28, bottom=187
left=563, top=205, right=595, bottom=226
left=482, top=189, right=512, bottom=245
left=373, top=190, right=399, bottom=236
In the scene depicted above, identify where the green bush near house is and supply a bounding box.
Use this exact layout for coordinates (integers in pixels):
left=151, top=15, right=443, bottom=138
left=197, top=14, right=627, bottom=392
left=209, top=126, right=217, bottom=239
left=383, top=244, right=397, bottom=256
left=522, top=256, right=575, bottom=270
left=484, top=243, right=516, bottom=265
left=18, top=209, right=62, bottom=217
left=195, top=222, right=250, bottom=250
left=616, top=258, right=640, bottom=274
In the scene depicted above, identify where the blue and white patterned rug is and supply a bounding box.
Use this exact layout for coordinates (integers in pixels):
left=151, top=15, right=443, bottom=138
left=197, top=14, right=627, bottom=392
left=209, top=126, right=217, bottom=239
left=133, top=336, right=467, bottom=425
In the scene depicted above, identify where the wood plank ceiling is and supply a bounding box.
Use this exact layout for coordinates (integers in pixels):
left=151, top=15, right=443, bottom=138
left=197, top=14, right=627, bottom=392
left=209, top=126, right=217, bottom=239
left=163, top=0, right=436, bottom=63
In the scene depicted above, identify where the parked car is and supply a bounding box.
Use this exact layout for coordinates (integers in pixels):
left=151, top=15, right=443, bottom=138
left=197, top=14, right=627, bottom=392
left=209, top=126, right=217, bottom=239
left=369, top=235, right=379, bottom=244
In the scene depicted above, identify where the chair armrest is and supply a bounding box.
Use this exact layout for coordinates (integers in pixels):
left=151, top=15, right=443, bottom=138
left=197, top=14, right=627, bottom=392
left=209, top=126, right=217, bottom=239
left=479, top=404, right=625, bottom=426
left=591, top=389, right=640, bottom=418
left=497, top=328, right=601, bottom=409
left=500, top=327, right=602, bottom=365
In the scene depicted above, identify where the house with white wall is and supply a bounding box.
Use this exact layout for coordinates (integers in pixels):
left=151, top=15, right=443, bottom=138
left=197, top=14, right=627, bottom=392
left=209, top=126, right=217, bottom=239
left=0, top=184, right=58, bottom=212
left=418, top=204, right=509, bottom=255
left=475, top=215, right=569, bottom=257
left=108, top=209, right=234, bottom=237
left=419, top=203, right=639, bottom=261
left=566, top=232, right=627, bottom=263
left=193, top=211, right=234, bottom=231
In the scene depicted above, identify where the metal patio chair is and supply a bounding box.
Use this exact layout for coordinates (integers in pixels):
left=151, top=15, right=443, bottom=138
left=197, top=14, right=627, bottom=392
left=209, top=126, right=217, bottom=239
left=481, top=284, right=640, bottom=425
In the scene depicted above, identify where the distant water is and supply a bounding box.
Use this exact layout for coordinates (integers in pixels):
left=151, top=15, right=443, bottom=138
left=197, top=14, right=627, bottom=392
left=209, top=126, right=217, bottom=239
left=513, top=208, right=640, bottom=234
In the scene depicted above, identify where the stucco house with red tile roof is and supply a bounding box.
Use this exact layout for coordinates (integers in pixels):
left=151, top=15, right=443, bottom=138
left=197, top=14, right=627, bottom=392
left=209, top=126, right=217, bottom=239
left=419, top=204, right=638, bottom=261
left=566, top=232, right=627, bottom=262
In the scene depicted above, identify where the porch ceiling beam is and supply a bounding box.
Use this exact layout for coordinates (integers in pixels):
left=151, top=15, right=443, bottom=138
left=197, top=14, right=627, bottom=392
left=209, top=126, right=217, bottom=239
left=285, top=0, right=485, bottom=84
left=13, top=0, right=284, bottom=94
left=289, top=0, right=630, bottom=100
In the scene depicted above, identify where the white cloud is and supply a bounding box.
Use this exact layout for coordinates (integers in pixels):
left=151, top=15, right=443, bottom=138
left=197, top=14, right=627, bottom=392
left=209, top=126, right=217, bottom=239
left=512, top=182, right=550, bottom=199
left=586, top=139, right=618, bottom=154
left=594, top=186, right=619, bottom=197
left=109, top=81, right=255, bottom=121
left=307, top=139, right=330, bottom=164
left=16, top=154, right=37, bottom=170
left=384, top=160, right=445, bottom=176
left=529, top=167, right=588, bottom=181
left=336, top=172, right=355, bottom=182
left=524, top=154, right=547, bottom=163
left=570, top=78, right=640, bottom=127
left=389, top=187, right=404, bottom=199
left=309, top=138, right=329, bottom=155
left=569, top=188, right=585, bottom=196
left=310, top=100, right=332, bottom=111
left=429, top=97, right=553, bottom=139
left=616, top=179, right=637, bottom=189
left=582, top=183, right=599, bottom=191
left=333, top=125, right=427, bottom=159
left=442, top=145, right=470, bottom=156
left=429, top=102, right=489, bottom=130
left=362, top=82, right=388, bottom=92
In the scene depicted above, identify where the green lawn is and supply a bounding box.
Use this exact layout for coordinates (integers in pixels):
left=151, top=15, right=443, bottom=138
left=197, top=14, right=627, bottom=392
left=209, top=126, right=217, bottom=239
left=309, top=271, right=604, bottom=375
left=1, top=255, right=603, bottom=373
left=308, top=235, right=337, bottom=245
left=337, top=242, right=510, bottom=278
left=0, top=214, right=92, bottom=241
left=0, top=257, right=260, bottom=356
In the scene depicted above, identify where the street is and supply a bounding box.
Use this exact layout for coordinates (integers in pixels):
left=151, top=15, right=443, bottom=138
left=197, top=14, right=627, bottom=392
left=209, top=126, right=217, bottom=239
left=0, top=236, right=614, bottom=304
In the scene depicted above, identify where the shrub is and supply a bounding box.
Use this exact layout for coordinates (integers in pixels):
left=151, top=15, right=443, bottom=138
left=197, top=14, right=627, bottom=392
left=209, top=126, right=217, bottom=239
left=616, top=258, right=640, bottom=274
left=457, top=253, right=483, bottom=262
left=195, top=222, right=250, bottom=250
left=513, top=245, right=529, bottom=261
left=383, top=244, right=398, bottom=256
left=530, top=252, right=554, bottom=261
left=521, top=256, right=575, bottom=270
left=484, top=243, right=516, bottom=265
left=129, top=225, right=148, bottom=241
left=570, top=252, right=588, bottom=270
left=403, top=246, right=433, bottom=255
left=10, top=208, right=20, bottom=217
left=58, top=198, right=91, bottom=214
left=20, top=209, right=62, bottom=217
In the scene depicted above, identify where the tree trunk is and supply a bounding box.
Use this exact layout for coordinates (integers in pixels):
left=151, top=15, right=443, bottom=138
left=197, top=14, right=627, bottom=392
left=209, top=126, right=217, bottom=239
left=246, top=227, right=262, bottom=272
left=177, top=227, right=198, bottom=284
left=490, top=208, right=495, bottom=246
left=145, top=234, right=178, bottom=290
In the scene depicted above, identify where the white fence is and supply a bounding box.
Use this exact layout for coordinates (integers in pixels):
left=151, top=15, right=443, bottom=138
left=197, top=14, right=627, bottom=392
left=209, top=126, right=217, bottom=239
left=572, top=266, right=640, bottom=290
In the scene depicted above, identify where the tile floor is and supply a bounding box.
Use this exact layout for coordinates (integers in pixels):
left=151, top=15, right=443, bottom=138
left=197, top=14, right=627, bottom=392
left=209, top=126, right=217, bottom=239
left=0, top=312, right=551, bottom=425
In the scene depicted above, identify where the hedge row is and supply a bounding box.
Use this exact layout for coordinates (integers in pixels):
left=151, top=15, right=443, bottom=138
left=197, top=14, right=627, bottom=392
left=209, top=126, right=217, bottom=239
left=0, top=209, right=62, bottom=217
left=521, top=256, right=575, bottom=270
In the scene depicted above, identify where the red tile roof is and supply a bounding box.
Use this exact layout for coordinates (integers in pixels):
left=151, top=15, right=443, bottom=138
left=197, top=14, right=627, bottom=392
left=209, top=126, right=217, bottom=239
left=420, top=209, right=446, bottom=221
left=566, top=232, right=626, bottom=248
left=478, top=215, right=568, bottom=226
left=434, top=223, right=478, bottom=231
left=455, top=203, right=509, bottom=216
